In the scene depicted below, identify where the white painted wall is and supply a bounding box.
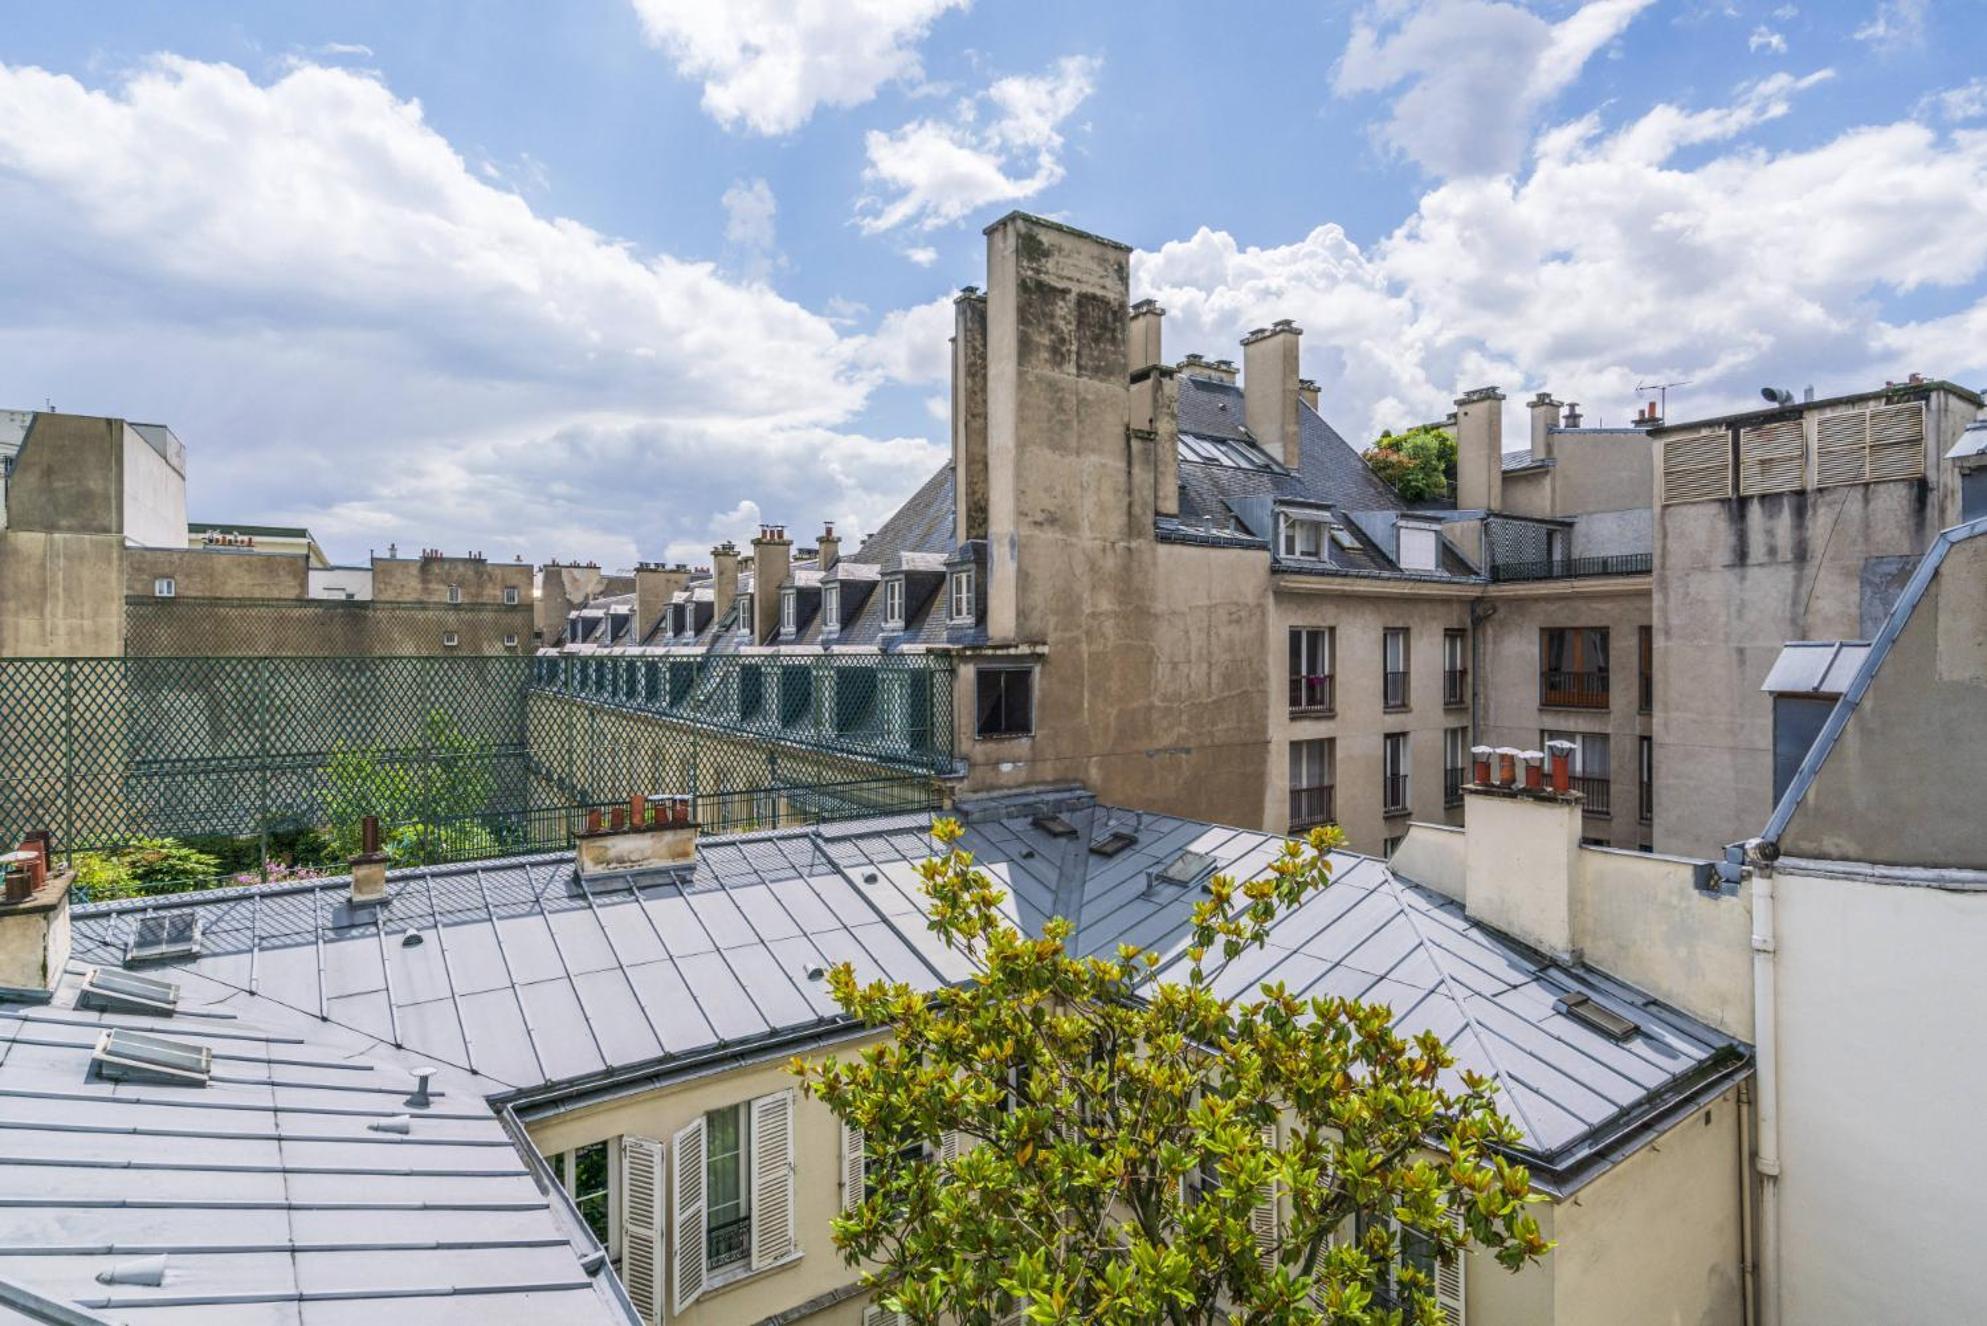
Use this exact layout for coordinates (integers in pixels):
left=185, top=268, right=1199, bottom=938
left=309, top=566, right=375, bottom=600
left=120, top=424, right=188, bottom=549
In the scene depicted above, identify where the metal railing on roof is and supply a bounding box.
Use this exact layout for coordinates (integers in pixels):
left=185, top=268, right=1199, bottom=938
left=1490, top=554, right=1652, bottom=583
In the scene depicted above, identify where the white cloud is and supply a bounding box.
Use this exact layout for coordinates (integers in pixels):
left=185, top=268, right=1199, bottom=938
left=1334, top=0, right=1655, bottom=178
left=1854, top=0, right=1926, bottom=50
left=1136, top=73, right=1987, bottom=448
left=721, top=176, right=781, bottom=281
left=857, top=54, right=1098, bottom=232
left=630, top=0, right=966, bottom=135
left=854, top=294, right=955, bottom=385
left=903, top=245, right=939, bottom=266
left=315, top=42, right=374, bottom=59
left=0, top=56, right=945, bottom=560
left=1773, top=4, right=1799, bottom=17
left=1749, top=25, right=1787, bottom=53
left=1920, top=78, right=1987, bottom=124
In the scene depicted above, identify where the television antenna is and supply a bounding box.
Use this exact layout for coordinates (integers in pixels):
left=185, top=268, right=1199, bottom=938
left=1635, top=379, right=1691, bottom=418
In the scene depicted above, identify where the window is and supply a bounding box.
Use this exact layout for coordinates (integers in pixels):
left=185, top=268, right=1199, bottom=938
left=446, top=584, right=462, bottom=604
left=1546, top=527, right=1569, bottom=567
left=442, top=631, right=459, bottom=648
left=1397, top=522, right=1439, bottom=571
left=976, top=665, right=1034, bottom=739
left=1772, top=695, right=1835, bottom=805
left=503, top=585, right=520, bottom=605
left=1383, top=628, right=1410, bottom=710
left=1638, top=625, right=1653, bottom=713
left=1288, top=627, right=1334, bottom=712
left=1442, top=629, right=1468, bottom=708
left=1383, top=732, right=1410, bottom=815
left=883, top=578, right=905, bottom=627
left=153, top=576, right=176, bottom=598
left=1280, top=515, right=1325, bottom=559
left=705, top=1103, right=751, bottom=1273
left=1540, top=627, right=1609, bottom=709
left=780, top=590, right=796, bottom=636
left=1444, top=727, right=1468, bottom=807
left=737, top=593, right=753, bottom=637
left=1382, top=835, right=1405, bottom=857
left=949, top=568, right=975, bottom=622
left=554, top=1141, right=613, bottom=1252
left=1639, top=735, right=1653, bottom=824
left=503, top=634, right=518, bottom=649
left=1543, top=730, right=1611, bottom=817
left=1289, top=738, right=1334, bottom=830
left=823, top=587, right=840, bottom=632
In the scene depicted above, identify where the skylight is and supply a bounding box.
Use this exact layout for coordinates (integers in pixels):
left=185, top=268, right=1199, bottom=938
left=1555, top=991, right=1640, bottom=1042
left=78, top=968, right=180, bottom=1017
left=92, top=1028, right=212, bottom=1086
left=1089, top=830, right=1138, bottom=858
left=1154, top=849, right=1217, bottom=889
left=127, top=913, right=201, bottom=964
left=1031, top=813, right=1079, bottom=839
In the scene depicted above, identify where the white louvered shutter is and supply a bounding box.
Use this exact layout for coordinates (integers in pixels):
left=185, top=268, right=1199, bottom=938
left=862, top=1305, right=908, bottom=1326
left=842, top=1121, right=866, bottom=1213
left=1737, top=417, right=1806, bottom=495
left=670, top=1115, right=707, bottom=1316
left=1251, top=1123, right=1279, bottom=1272
left=1818, top=401, right=1927, bottom=487
left=1660, top=428, right=1732, bottom=504
left=1434, top=1203, right=1467, bottom=1325
left=938, top=1129, right=965, bottom=1165
left=619, top=1136, right=665, bottom=1325
left=750, top=1090, right=796, bottom=1270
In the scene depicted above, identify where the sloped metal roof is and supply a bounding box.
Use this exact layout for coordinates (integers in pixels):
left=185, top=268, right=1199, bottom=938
left=1760, top=641, right=1872, bottom=696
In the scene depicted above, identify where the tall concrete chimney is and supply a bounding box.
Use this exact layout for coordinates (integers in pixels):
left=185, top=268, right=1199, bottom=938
left=634, top=563, right=689, bottom=643
left=1242, top=321, right=1303, bottom=469
left=1297, top=378, right=1320, bottom=413
left=816, top=523, right=840, bottom=571
left=952, top=287, right=990, bottom=544
left=1128, top=299, right=1165, bottom=373
left=750, top=526, right=791, bottom=645
left=1528, top=391, right=1561, bottom=462
left=1462, top=780, right=1581, bottom=959
left=1454, top=387, right=1506, bottom=512
left=710, top=542, right=740, bottom=626
left=1132, top=368, right=1181, bottom=519
left=1, top=836, right=71, bottom=995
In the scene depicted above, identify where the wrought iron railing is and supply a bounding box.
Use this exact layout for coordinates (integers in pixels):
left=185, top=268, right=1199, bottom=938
left=1443, top=668, right=1468, bottom=708
left=707, top=1214, right=751, bottom=1270
left=1288, top=674, right=1334, bottom=714
left=1383, top=774, right=1410, bottom=815
left=1490, top=554, right=1652, bottom=583
left=1575, top=776, right=1612, bottom=817
left=1383, top=671, right=1410, bottom=710
left=1289, top=786, right=1334, bottom=830
left=1540, top=670, right=1610, bottom=709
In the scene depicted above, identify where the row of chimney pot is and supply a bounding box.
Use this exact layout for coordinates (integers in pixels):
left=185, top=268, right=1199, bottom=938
left=1472, top=742, right=1576, bottom=796
left=3, top=832, right=54, bottom=904
left=587, top=795, right=695, bottom=834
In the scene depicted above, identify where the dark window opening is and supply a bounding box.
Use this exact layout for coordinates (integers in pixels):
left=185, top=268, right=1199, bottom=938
left=977, top=666, right=1035, bottom=739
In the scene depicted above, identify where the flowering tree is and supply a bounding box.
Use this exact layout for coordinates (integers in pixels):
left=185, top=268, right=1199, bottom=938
left=1363, top=426, right=1457, bottom=504
left=795, top=820, right=1550, bottom=1325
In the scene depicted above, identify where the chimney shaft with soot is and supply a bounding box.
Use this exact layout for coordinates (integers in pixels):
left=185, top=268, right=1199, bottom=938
left=1242, top=321, right=1303, bottom=470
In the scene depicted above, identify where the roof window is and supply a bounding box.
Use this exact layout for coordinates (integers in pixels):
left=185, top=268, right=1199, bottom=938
left=1031, top=813, right=1079, bottom=839
left=78, top=968, right=180, bottom=1017
left=1089, top=830, right=1138, bottom=858
left=1154, top=849, right=1218, bottom=889
left=1555, top=991, right=1640, bottom=1042
left=92, top=1027, right=212, bottom=1086
left=127, top=913, right=201, bottom=964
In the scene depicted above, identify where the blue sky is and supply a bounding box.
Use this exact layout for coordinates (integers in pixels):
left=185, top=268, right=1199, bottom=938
left=2, top=0, right=1983, bottom=564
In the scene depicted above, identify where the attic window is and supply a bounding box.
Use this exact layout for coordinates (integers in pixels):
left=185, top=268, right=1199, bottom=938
left=79, top=968, right=180, bottom=1017
left=127, top=913, right=202, bottom=964
left=1154, top=849, right=1217, bottom=888
left=1089, top=830, right=1138, bottom=858
left=504, top=586, right=520, bottom=605
left=153, top=577, right=176, bottom=599
left=781, top=589, right=797, bottom=636
left=1397, top=523, right=1440, bottom=571
left=949, top=568, right=974, bottom=623
left=1555, top=991, right=1640, bottom=1042
left=1280, top=516, right=1325, bottom=560
left=1329, top=524, right=1360, bottom=551
left=447, top=584, right=462, bottom=604
left=823, top=588, right=840, bottom=632
left=92, top=1028, right=212, bottom=1086
left=883, top=578, right=905, bottom=628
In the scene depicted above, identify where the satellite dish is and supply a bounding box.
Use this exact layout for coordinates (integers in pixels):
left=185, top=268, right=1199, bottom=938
left=1760, top=387, right=1795, bottom=406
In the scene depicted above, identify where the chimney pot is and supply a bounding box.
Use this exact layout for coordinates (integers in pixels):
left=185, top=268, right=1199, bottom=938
left=1546, top=739, right=1575, bottom=795
left=1521, top=749, right=1545, bottom=792
left=1471, top=745, right=1494, bottom=787
left=1495, top=747, right=1522, bottom=788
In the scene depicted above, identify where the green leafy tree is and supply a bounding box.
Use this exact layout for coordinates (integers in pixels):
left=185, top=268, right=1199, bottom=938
left=72, top=836, right=223, bottom=901
left=323, top=710, right=495, bottom=860
left=1362, top=426, right=1457, bottom=504
left=796, top=820, right=1550, bottom=1325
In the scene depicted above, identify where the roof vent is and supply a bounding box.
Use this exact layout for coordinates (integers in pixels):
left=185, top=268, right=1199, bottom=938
left=96, top=1254, right=168, bottom=1287
left=78, top=968, right=180, bottom=1017
left=126, top=913, right=201, bottom=964
left=1089, top=831, right=1138, bottom=858
left=1554, top=991, right=1640, bottom=1042
left=92, top=1028, right=212, bottom=1086
left=1152, top=849, right=1218, bottom=891
left=368, top=1114, right=413, bottom=1135
left=1031, top=814, right=1079, bottom=840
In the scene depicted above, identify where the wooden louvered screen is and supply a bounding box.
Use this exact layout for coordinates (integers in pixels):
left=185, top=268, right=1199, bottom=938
left=1660, top=428, right=1732, bottom=504
left=1738, top=417, right=1806, bottom=495
left=619, top=1136, right=665, bottom=1325
left=670, top=1115, right=707, bottom=1315
left=1817, top=401, right=1925, bottom=487
left=750, top=1090, right=796, bottom=1270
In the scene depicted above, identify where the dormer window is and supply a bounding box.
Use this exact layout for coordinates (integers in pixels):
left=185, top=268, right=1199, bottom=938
left=1280, top=515, right=1325, bottom=560
left=823, top=587, right=840, bottom=632
left=737, top=594, right=753, bottom=634
left=781, top=589, right=796, bottom=635
left=949, top=568, right=974, bottom=623
left=883, top=578, right=905, bottom=628
left=1397, top=522, right=1440, bottom=571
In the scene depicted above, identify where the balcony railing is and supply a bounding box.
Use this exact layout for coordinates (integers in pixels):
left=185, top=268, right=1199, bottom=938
left=1540, top=670, right=1610, bottom=709
left=708, top=1213, right=751, bottom=1271
left=1491, top=553, right=1653, bottom=583
left=1575, top=775, right=1611, bottom=818
left=1383, top=671, right=1410, bottom=710
left=1444, top=767, right=1465, bottom=807
left=1443, top=668, right=1468, bottom=708
left=1290, top=785, right=1335, bottom=831
left=1383, top=774, right=1410, bottom=815
left=1289, top=674, right=1335, bottom=714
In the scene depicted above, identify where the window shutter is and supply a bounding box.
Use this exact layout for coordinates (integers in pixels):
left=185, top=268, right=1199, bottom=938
left=1818, top=402, right=1926, bottom=486
left=619, top=1136, right=665, bottom=1325
left=862, top=1305, right=908, bottom=1326
left=1660, top=428, right=1731, bottom=504
left=670, top=1115, right=707, bottom=1316
left=1737, top=418, right=1806, bottom=495
left=1433, top=1203, right=1467, bottom=1325
left=938, top=1129, right=965, bottom=1166
left=751, top=1090, right=796, bottom=1270
left=1251, top=1123, right=1279, bottom=1272
left=841, top=1121, right=866, bottom=1213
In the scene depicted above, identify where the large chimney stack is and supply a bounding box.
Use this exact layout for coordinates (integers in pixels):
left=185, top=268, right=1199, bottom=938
left=1528, top=391, right=1561, bottom=462
left=1128, top=299, right=1165, bottom=372
left=0, top=834, right=70, bottom=997
left=750, top=525, right=791, bottom=646
left=710, top=542, right=740, bottom=625
left=816, top=523, right=841, bottom=572
left=1454, top=387, right=1506, bottom=512
left=1242, top=321, right=1303, bottom=470
left=952, top=287, right=990, bottom=544
left=634, top=562, right=689, bottom=643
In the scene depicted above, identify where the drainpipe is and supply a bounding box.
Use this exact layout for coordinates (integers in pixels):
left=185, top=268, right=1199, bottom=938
left=1747, top=850, right=1781, bottom=1326
left=1737, top=1080, right=1757, bottom=1326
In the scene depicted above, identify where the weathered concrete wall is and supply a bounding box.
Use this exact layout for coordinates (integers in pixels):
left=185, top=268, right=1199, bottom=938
left=129, top=546, right=309, bottom=598
left=1388, top=821, right=1465, bottom=897
left=1779, top=534, right=1987, bottom=867
left=1477, top=581, right=1652, bottom=850
left=1463, top=788, right=1582, bottom=956
left=1576, top=847, right=1752, bottom=1040
left=1545, top=428, right=1655, bottom=517
left=0, top=415, right=128, bottom=657
left=952, top=289, right=989, bottom=543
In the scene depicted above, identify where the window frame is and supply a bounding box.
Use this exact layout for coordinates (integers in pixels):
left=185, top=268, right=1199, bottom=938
left=1383, top=731, right=1411, bottom=815
left=503, top=585, right=520, bottom=605
left=1288, top=626, right=1335, bottom=714
left=446, top=583, right=462, bottom=604
left=153, top=576, right=176, bottom=599
left=1280, top=514, right=1326, bottom=560
left=555, top=1140, right=617, bottom=1259
left=1442, top=628, right=1468, bottom=708
left=1288, top=737, right=1335, bottom=830
left=1396, top=522, right=1439, bottom=571
left=503, top=633, right=518, bottom=649
left=975, top=664, right=1035, bottom=740
left=1543, top=728, right=1613, bottom=818
left=442, top=631, right=459, bottom=648
left=949, top=568, right=975, bottom=623
left=1443, top=725, right=1468, bottom=807
left=1540, top=626, right=1611, bottom=709
left=703, top=1102, right=753, bottom=1279
left=780, top=589, right=796, bottom=636
left=822, top=586, right=840, bottom=633
left=1383, top=627, right=1411, bottom=711
left=883, top=577, right=906, bottom=629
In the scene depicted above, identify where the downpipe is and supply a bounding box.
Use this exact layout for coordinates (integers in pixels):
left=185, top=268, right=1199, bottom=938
left=1744, top=844, right=1781, bottom=1326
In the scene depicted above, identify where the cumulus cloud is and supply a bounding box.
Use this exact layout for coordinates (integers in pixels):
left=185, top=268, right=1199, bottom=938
left=0, top=56, right=943, bottom=561
left=630, top=0, right=966, bottom=135
left=853, top=294, right=955, bottom=385
left=903, top=245, right=939, bottom=267
left=857, top=54, right=1098, bottom=232
left=1136, top=72, right=1987, bottom=448
left=1920, top=78, right=1987, bottom=124
left=1334, top=0, right=1655, bottom=178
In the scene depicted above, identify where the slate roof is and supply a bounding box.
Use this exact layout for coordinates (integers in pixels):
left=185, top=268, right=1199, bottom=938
left=1172, top=378, right=1406, bottom=520
left=851, top=465, right=955, bottom=566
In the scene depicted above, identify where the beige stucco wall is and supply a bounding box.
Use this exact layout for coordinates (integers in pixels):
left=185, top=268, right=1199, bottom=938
left=526, top=1040, right=882, bottom=1326
left=1543, top=428, right=1657, bottom=518
left=1772, top=862, right=1987, bottom=1322
left=1576, top=847, right=1752, bottom=1040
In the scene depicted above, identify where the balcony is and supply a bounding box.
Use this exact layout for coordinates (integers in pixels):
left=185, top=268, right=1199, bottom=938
left=708, top=1213, right=750, bottom=1271
left=1383, top=774, right=1410, bottom=816
left=1540, top=670, right=1610, bottom=709
left=1444, top=767, right=1465, bottom=807
left=1290, top=785, right=1335, bottom=831
left=1383, top=671, right=1410, bottom=710
left=1574, top=775, right=1612, bottom=818
left=1491, top=553, right=1653, bottom=583
left=1289, top=673, right=1335, bottom=715
left=1443, top=668, right=1468, bottom=708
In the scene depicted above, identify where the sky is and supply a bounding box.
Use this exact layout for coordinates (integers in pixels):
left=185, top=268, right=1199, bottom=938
left=2, top=0, right=1985, bottom=566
